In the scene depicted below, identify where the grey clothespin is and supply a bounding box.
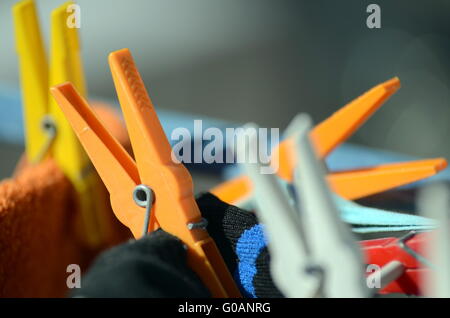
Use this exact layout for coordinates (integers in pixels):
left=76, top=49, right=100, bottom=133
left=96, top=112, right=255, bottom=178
left=237, top=114, right=369, bottom=298
left=236, top=123, right=320, bottom=298
left=292, top=114, right=368, bottom=298
left=418, top=183, right=450, bottom=297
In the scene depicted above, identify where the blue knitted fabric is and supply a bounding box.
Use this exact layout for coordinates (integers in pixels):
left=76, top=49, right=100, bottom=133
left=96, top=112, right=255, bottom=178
left=234, top=224, right=267, bottom=298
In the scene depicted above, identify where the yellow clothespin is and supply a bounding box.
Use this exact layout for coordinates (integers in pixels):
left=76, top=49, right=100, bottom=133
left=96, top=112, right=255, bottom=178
left=13, top=0, right=107, bottom=247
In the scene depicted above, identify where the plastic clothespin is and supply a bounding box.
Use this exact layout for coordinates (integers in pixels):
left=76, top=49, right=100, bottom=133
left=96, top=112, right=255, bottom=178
left=237, top=115, right=368, bottom=297
left=291, top=114, right=369, bottom=297
left=236, top=123, right=320, bottom=297
left=418, top=183, right=450, bottom=297
left=13, top=0, right=106, bottom=246
left=50, top=48, right=241, bottom=298
left=212, top=78, right=447, bottom=206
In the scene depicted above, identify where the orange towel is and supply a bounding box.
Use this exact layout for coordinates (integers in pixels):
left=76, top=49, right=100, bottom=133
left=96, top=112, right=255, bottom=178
left=0, top=104, right=132, bottom=297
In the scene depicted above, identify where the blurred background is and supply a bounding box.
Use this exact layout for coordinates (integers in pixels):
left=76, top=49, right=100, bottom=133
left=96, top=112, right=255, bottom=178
left=1, top=0, right=449, bottom=188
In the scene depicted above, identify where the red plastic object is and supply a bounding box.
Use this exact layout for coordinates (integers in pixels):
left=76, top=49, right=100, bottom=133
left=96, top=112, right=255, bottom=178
left=361, top=231, right=432, bottom=295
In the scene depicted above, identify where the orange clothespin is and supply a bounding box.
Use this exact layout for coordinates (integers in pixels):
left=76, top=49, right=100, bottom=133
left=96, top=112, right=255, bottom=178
left=50, top=48, right=241, bottom=298
left=212, top=78, right=447, bottom=205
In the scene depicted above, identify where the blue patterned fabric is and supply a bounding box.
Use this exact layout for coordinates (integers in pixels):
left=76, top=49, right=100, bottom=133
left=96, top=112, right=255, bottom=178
left=234, top=224, right=267, bottom=298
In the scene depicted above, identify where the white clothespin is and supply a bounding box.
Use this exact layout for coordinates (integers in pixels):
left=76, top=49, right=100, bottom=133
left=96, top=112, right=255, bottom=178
left=236, top=124, right=320, bottom=298
left=292, top=114, right=369, bottom=298
left=237, top=114, right=369, bottom=298
left=418, top=183, right=450, bottom=297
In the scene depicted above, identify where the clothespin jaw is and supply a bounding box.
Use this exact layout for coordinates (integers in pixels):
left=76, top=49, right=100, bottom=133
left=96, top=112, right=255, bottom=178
left=13, top=0, right=107, bottom=247
left=50, top=1, right=86, bottom=97
left=212, top=78, right=447, bottom=206
left=329, top=158, right=447, bottom=200
left=51, top=48, right=241, bottom=298
left=51, top=83, right=141, bottom=231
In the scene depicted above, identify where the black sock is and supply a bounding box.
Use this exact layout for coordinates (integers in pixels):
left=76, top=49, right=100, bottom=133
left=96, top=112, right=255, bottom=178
left=197, top=192, right=283, bottom=298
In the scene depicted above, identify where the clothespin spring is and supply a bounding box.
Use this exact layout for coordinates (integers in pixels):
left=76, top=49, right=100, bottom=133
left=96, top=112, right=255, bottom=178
left=133, top=184, right=154, bottom=237
left=132, top=183, right=209, bottom=237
